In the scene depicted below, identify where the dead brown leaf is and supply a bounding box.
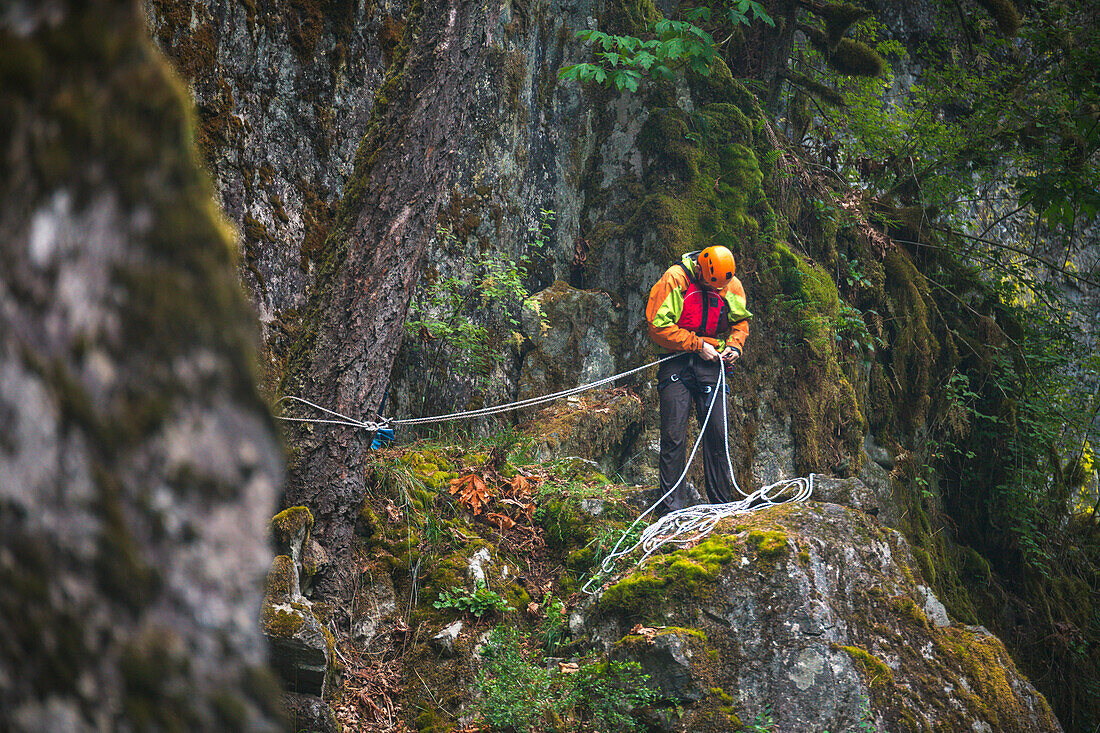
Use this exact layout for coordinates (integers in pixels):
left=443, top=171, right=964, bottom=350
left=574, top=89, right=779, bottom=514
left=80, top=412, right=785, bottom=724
left=449, top=473, right=491, bottom=515
left=486, top=512, right=517, bottom=530
left=499, top=498, right=536, bottom=520
left=629, top=623, right=660, bottom=644
left=383, top=499, right=402, bottom=523
left=558, top=661, right=580, bottom=674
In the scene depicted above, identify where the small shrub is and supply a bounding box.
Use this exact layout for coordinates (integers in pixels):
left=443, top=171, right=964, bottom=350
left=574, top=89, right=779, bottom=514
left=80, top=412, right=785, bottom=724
left=433, top=581, right=513, bottom=617
left=475, top=626, right=656, bottom=732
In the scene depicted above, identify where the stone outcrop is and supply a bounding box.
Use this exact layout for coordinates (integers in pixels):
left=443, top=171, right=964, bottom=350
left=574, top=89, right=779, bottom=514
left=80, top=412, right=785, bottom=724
left=580, top=499, right=1061, bottom=733
left=261, top=507, right=337, bottom=697
left=144, top=0, right=401, bottom=323
left=0, top=1, right=283, bottom=729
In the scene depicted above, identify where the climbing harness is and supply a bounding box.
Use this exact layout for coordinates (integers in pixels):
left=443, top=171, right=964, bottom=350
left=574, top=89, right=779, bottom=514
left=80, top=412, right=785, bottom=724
left=580, top=365, right=814, bottom=595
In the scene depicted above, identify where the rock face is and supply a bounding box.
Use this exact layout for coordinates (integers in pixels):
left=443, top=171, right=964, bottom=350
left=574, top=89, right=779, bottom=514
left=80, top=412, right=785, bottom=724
left=261, top=508, right=336, bottom=696
left=144, top=0, right=399, bottom=322
left=586, top=501, right=1061, bottom=733
left=0, top=1, right=283, bottom=730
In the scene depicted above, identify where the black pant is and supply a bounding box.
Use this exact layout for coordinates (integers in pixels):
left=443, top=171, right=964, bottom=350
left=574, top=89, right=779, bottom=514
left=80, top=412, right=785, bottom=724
left=657, top=353, right=733, bottom=512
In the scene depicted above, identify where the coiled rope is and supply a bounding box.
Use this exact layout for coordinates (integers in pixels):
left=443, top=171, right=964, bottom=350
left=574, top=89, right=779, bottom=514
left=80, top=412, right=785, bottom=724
left=580, top=365, right=814, bottom=594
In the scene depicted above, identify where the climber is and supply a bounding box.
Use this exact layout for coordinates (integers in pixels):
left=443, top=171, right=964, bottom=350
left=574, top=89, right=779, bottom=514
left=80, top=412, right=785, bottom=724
left=645, top=245, right=752, bottom=514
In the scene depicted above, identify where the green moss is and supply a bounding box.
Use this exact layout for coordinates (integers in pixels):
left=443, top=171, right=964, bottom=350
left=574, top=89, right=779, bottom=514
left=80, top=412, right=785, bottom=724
left=265, top=555, right=296, bottom=597
left=889, top=595, right=932, bottom=630
left=600, top=536, right=737, bottom=617
left=818, top=2, right=872, bottom=48
left=400, top=448, right=460, bottom=490
left=955, top=545, right=992, bottom=584
left=540, top=500, right=591, bottom=554
left=912, top=546, right=935, bottom=584
left=841, top=644, right=893, bottom=687
left=271, top=506, right=314, bottom=553
left=747, top=529, right=789, bottom=560
left=781, top=70, right=846, bottom=107
left=933, top=627, right=1058, bottom=729
left=260, top=602, right=306, bottom=638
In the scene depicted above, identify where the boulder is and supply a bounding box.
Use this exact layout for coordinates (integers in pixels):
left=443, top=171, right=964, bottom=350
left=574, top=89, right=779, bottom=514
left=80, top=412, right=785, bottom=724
left=282, top=692, right=341, bottom=733
left=519, top=281, right=624, bottom=400
left=523, top=391, right=646, bottom=477
left=261, top=599, right=334, bottom=697
left=588, top=503, right=1062, bottom=732
left=260, top=555, right=334, bottom=696
left=351, top=573, right=397, bottom=653
left=809, top=475, right=882, bottom=516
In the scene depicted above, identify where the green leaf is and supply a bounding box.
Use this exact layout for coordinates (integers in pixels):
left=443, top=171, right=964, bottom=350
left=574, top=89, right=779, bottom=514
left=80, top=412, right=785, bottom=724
left=634, top=51, right=657, bottom=70
left=685, top=6, right=710, bottom=22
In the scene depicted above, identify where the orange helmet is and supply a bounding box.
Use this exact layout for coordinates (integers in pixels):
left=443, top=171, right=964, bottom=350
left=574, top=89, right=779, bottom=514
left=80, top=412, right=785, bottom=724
left=698, top=246, right=736, bottom=288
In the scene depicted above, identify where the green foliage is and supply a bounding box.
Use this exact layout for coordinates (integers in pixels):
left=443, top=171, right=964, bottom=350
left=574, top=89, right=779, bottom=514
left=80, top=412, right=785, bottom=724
left=798, top=8, right=1100, bottom=236
left=475, top=626, right=555, bottom=730
left=559, top=4, right=773, bottom=91
left=432, top=581, right=514, bottom=617
left=475, top=626, right=656, bottom=732
left=742, top=704, right=775, bottom=732
left=566, top=659, right=658, bottom=732
left=537, top=596, right=568, bottom=654
left=405, top=233, right=517, bottom=380
left=834, top=303, right=883, bottom=358
left=405, top=209, right=552, bottom=415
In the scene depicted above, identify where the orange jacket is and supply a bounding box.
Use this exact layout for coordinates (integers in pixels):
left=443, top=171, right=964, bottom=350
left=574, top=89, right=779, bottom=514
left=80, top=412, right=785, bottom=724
left=646, top=252, right=751, bottom=354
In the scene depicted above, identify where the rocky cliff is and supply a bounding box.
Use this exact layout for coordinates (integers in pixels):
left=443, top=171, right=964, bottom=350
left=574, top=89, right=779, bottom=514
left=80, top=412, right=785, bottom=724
left=2, top=0, right=1090, bottom=730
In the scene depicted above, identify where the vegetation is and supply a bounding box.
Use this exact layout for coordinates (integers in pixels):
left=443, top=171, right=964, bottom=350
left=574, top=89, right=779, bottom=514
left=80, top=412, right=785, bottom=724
left=475, top=625, right=657, bottom=732
left=432, top=581, right=514, bottom=616
left=144, top=0, right=1100, bottom=727
left=555, top=0, right=1099, bottom=727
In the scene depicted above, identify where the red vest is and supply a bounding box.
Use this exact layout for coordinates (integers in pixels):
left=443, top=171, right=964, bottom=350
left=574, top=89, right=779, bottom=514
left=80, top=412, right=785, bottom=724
left=675, top=279, right=729, bottom=338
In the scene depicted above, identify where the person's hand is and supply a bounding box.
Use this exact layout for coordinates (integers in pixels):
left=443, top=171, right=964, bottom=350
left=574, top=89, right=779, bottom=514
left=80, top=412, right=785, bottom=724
left=699, top=341, right=721, bottom=361
left=721, top=347, right=741, bottom=366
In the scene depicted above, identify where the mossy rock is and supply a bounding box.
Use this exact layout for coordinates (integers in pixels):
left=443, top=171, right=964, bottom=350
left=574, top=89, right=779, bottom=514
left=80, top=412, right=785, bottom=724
left=600, top=536, right=738, bottom=617
left=747, top=528, right=789, bottom=561
left=271, top=506, right=314, bottom=560
left=265, top=555, right=298, bottom=599
left=261, top=599, right=333, bottom=696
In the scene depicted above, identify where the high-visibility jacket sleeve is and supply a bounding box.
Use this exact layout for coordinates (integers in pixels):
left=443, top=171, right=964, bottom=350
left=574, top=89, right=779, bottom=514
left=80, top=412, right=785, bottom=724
left=723, top=277, right=751, bottom=352
left=646, top=265, right=703, bottom=352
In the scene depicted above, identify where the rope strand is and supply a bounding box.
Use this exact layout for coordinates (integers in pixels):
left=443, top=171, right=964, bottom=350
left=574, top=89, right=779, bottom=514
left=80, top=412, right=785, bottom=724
left=274, top=354, right=679, bottom=430
left=274, top=355, right=813, bottom=598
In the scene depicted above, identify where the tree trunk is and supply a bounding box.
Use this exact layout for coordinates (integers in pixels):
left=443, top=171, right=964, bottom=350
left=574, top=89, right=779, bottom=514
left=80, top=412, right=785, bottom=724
left=282, top=0, right=503, bottom=554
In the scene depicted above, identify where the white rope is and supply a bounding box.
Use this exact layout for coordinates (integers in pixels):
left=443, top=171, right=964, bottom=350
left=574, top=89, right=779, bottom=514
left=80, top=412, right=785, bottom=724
left=581, top=365, right=813, bottom=594
left=272, top=395, right=385, bottom=432
left=273, top=355, right=679, bottom=431
left=275, top=354, right=814, bottom=595
left=391, top=354, right=679, bottom=426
